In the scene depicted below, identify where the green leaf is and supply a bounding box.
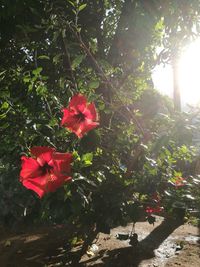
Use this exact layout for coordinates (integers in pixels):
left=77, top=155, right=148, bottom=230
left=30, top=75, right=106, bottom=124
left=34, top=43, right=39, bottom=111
left=0, top=113, right=7, bottom=119
left=0, top=70, right=6, bottom=76
left=28, top=83, right=33, bottom=92
left=23, top=76, right=30, bottom=83
left=49, top=117, right=58, bottom=127
left=53, top=31, right=60, bottom=42
left=32, top=67, right=43, bottom=76
left=70, top=236, right=78, bottom=246
left=36, top=84, right=48, bottom=96
left=59, top=77, right=65, bottom=89
left=72, top=55, right=85, bottom=70
left=81, top=153, right=93, bottom=167
left=67, top=0, right=75, bottom=7
left=38, top=55, right=50, bottom=60
left=1, top=102, right=9, bottom=109
left=73, top=151, right=81, bottom=163
left=78, top=3, right=87, bottom=11
left=1, top=122, right=9, bottom=129
left=98, top=101, right=105, bottom=111
left=53, top=54, right=62, bottom=64
left=88, top=80, right=100, bottom=89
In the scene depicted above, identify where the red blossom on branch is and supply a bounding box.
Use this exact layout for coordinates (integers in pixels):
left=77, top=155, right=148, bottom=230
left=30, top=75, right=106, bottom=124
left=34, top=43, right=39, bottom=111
left=145, top=192, right=163, bottom=214
left=20, top=146, right=73, bottom=198
left=61, top=94, right=99, bottom=138
left=145, top=206, right=163, bottom=214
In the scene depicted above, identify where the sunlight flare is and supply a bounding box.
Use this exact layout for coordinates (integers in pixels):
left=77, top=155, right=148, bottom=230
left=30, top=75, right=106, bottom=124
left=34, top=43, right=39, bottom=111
left=178, top=39, right=200, bottom=106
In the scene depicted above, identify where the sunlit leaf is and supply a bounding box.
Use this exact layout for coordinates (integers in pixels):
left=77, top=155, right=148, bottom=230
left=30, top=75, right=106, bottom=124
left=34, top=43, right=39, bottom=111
left=78, top=4, right=87, bottom=12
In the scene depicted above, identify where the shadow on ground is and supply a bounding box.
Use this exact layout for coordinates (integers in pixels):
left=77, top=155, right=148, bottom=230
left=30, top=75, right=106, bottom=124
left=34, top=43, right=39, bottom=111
left=0, top=225, right=75, bottom=267
left=0, top=217, right=192, bottom=267
left=79, top=218, right=184, bottom=267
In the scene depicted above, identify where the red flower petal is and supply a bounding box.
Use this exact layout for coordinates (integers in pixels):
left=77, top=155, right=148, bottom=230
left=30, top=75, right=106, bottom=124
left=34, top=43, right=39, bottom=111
left=21, top=171, right=70, bottom=198
left=31, top=146, right=55, bottom=166
left=52, top=152, right=73, bottom=177
left=21, top=175, right=47, bottom=198
left=146, top=206, right=163, bottom=214
left=69, top=94, right=87, bottom=111
left=20, top=156, right=42, bottom=179
left=61, top=94, right=99, bottom=138
left=61, top=109, right=98, bottom=138
left=61, top=109, right=80, bottom=129
left=146, top=206, right=154, bottom=213
left=83, top=103, right=98, bottom=121
left=45, top=173, right=71, bottom=193
left=20, top=147, right=73, bottom=198
left=76, top=119, right=99, bottom=138
left=61, top=109, right=71, bottom=126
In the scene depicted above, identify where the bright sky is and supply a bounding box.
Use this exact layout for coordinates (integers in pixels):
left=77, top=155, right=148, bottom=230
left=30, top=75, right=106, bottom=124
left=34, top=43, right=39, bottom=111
left=152, top=38, right=200, bottom=108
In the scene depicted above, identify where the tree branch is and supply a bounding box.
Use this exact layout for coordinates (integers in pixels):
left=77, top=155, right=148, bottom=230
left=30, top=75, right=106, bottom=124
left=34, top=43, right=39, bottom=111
left=69, top=26, right=145, bottom=135
left=62, top=31, right=78, bottom=90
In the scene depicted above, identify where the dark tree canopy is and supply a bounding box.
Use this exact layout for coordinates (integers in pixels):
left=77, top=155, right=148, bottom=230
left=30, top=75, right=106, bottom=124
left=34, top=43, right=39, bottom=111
left=0, top=2, right=200, bottom=253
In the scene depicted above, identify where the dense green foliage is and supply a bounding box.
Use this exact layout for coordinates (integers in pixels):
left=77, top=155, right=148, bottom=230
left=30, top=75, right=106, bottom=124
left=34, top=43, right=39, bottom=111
left=1, top=1, right=200, bottom=248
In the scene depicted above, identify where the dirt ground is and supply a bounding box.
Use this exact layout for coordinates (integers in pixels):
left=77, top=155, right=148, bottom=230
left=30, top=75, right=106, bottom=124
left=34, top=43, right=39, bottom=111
left=0, top=216, right=199, bottom=267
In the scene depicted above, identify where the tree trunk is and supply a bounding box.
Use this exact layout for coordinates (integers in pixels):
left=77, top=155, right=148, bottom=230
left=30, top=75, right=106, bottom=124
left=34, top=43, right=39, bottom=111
left=172, top=58, right=181, bottom=111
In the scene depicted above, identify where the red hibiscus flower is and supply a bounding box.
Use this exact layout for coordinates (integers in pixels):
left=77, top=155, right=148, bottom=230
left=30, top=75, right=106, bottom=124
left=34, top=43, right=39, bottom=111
left=145, top=206, right=163, bottom=214
left=145, top=192, right=163, bottom=214
left=20, top=146, right=73, bottom=198
left=61, top=94, right=99, bottom=138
